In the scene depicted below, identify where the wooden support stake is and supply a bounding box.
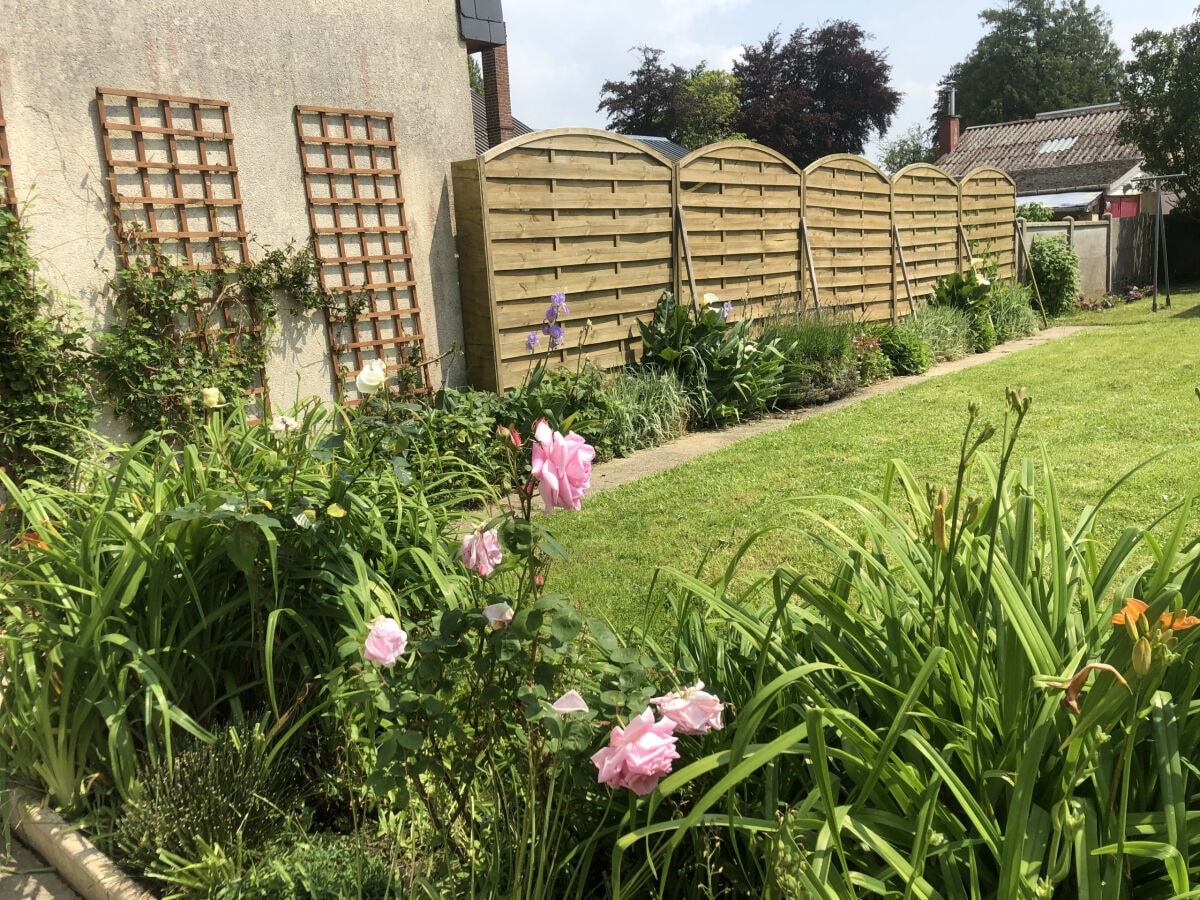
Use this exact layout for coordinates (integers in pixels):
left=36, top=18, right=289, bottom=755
left=1015, top=223, right=1049, bottom=328
left=800, top=216, right=821, bottom=311
left=892, top=223, right=917, bottom=317
left=958, top=223, right=977, bottom=273
left=676, top=203, right=698, bottom=306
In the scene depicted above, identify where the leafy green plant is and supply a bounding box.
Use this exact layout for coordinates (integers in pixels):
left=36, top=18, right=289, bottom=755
left=1017, top=201, right=1054, bottom=222
left=0, top=204, right=97, bottom=484
left=1029, top=235, right=1082, bottom=317
left=931, top=268, right=998, bottom=352
left=758, top=311, right=858, bottom=407
left=852, top=329, right=892, bottom=384
left=638, top=291, right=784, bottom=427
left=94, top=239, right=326, bottom=434
left=877, top=318, right=932, bottom=374
left=990, top=280, right=1042, bottom=342
left=913, top=303, right=972, bottom=361
left=0, top=396, right=473, bottom=812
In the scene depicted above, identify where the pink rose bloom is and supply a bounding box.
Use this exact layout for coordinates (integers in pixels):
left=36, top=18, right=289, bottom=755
left=530, top=419, right=595, bottom=513
left=482, top=601, right=514, bottom=630
left=363, top=616, right=407, bottom=666
left=461, top=526, right=502, bottom=576
left=591, top=708, right=679, bottom=795
left=551, top=689, right=589, bottom=715
left=651, top=681, right=725, bottom=734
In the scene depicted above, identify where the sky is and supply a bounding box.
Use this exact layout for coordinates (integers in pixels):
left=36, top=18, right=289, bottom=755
left=498, top=0, right=1197, bottom=161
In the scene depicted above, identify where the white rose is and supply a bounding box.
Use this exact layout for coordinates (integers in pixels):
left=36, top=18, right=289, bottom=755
left=200, top=387, right=224, bottom=408
left=355, top=359, right=387, bottom=395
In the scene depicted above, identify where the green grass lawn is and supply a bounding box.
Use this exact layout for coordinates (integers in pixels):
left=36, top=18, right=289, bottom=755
left=546, top=285, right=1200, bottom=636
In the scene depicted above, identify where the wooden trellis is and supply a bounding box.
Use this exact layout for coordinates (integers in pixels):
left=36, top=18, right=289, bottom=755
left=95, top=87, right=265, bottom=407
left=0, top=93, right=15, bottom=213
left=294, top=105, right=429, bottom=402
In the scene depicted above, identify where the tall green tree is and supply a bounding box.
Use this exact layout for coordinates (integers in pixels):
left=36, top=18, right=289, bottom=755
left=878, top=123, right=937, bottom=174
left=933, top=0, right=1122, bottom=129
left=734, top=21, right=900, bottom=167
left=1121, top=15, right=1200, bottom=215
left=675, top=65, right=744, bottom=150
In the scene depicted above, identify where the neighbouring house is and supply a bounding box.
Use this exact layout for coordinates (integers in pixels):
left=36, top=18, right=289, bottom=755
left=1, top=0, right=494, bottom=405
left=937, top=102, right=1151, bottom=219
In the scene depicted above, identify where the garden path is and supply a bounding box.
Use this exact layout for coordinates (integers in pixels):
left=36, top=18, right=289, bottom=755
left=0, top=325, right=1086, bottom=900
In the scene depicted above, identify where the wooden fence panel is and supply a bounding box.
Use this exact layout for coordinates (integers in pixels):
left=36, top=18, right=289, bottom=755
left=451, top=129, right=674, bottom=391
left=803, top=155, right=894, bottom=321
left=892, top=163, right=959, bottom=302
left=960, top=167, right=1016, bottom=277
left=676, top=142, right=803, bottom=321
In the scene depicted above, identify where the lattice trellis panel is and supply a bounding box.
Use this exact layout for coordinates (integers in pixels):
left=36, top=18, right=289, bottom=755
left=803, top=155, right=895, bottom=321
left=0, top=93, right=15, bottom=212
left=960, top=167, right=1017, bottom=278
left=892, top=163, right=961, bottom=299
left=677, top=143, right=804, bottom=321
left=96, top=88, right=265, bottom=406
left=294, top=106, right=429, bottom=402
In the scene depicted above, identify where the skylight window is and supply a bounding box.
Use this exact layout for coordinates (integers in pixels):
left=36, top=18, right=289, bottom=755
left=1037, top=137, right=1078, bottom=153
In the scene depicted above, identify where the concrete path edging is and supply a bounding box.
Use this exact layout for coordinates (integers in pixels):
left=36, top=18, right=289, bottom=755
left=6, top=788, right=154, bottom=900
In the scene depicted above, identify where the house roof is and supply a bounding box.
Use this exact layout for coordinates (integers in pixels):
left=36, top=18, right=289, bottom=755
left=471, top=91, right=534, bottom=155
left=624, top=134, right=690, bottom=162
left=937, top=102, right=1142, bottom=194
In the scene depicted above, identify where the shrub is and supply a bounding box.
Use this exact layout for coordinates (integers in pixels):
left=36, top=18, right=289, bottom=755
left=1016, top=201, right=1054, bottom=221
left=877, top=319, right=932, bottom=375
left=0, top=205, right=97, bottom=484
left=990, top=280, right=1041, bottom=342
left=852, top=329, right=892, bottom=384
left=1028, top=235, right=1081, bottom=316
left=638, top=292, right=784, bottom=427
left=758, top=311, right=858, bottom=406
left=912, top=304, right=971, bottom=361
left=594, top=366, right=691, bottom=455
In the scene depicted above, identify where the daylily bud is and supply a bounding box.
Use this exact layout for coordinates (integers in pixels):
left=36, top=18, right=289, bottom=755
left=963, top=496, right=981, bottom=528
left=932, top=505, right=948, bottom=552
left=979, top=423, right=996, bottom=442
left=1124, top=614, right=1139, bottom=643
left=1133, top=637, right=1153, bottom=677
left=968, top=400, right=981, bottom=418
left=937, top=487, right=948, bottom=509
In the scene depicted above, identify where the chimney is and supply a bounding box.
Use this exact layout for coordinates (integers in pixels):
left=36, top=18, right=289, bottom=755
left=937, top=86, right=960, bottom=158
left=482, top=44, right=514, bottom=148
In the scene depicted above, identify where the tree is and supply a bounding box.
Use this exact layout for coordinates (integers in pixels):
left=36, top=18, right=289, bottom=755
left=878, top=123, right=937, bottom=174
left=1121, top=16, right=1200, bottom=215
left=597, top=47, right=689, bottom=139
left=933, top=0, right=1122, bottom=129
left=675, top=65, right=744, bottom=150
left=468, top=54, right=483, bottom=95
left=734, top=22, right=900, bottom=167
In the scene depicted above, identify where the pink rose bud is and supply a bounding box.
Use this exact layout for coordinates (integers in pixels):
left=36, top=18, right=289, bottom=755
left=535, top=573, right=545, bottom=587
left=651, top=681, right=725, bottom=734
left=551, top=689, right=589, bottom=715
left=530, top=419, right=595, bottom=513
left=482, top=601, right=514, bottom=630
left=591, top=707, right=679, bottom=795
left=363, top=616, right=407, bottom=666
left=460, top=526, right=503, bottom=576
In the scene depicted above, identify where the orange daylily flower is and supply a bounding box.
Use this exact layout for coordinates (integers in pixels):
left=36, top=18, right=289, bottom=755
left=1159, top=609, right=1200, bottom=631
left=1111, top=598, right=1147, bottom=626
left=1046, top=663, right=1129, bottom=715
left=1110, top=598, right=1199, bottom=632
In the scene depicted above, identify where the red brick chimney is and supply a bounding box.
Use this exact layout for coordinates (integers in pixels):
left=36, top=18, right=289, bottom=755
left=937, top=86, right=960, bottom=158
left=482, top=44, right=514, bottom=148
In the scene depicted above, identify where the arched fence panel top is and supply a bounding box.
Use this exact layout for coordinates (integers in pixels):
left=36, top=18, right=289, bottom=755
left=803, top=154, right=894, bottom=320
left=959, top=166, right=1017, bottom=277
left=677, top=141, right=804, bottom=319
left=892, top=163, right=961, bottom=299
left=452, top=129, right=676, bottom=390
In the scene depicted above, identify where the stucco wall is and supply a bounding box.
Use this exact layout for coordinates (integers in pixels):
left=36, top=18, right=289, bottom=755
left=0, top=0, right=474, bottom=408
left=1020, top=219, right=1112, bottom=297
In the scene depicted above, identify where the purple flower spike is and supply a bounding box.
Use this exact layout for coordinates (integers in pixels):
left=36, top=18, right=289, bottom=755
left=548, top=324, right=565, bottom=349
left=722, top=300, right=733, bottom=319
left=526, top=331, right=541, bottom=352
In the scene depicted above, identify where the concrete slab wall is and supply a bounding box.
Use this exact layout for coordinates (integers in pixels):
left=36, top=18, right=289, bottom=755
left=0, top=0, right=474, bottom=407
left=1019, top=218, right=1112, bottom=297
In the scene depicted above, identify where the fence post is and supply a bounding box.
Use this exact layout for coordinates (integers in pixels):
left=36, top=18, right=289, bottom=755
left=1102, top=212, right=1113, bottom=294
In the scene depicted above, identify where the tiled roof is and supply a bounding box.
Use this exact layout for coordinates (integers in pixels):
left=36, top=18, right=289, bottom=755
left=937, top=103, right=1142, bottom=194
left=471, top=91, right=534, bottom=154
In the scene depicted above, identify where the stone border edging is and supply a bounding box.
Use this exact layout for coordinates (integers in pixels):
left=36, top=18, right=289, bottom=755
left=6, top=787, right=155, bottom=900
